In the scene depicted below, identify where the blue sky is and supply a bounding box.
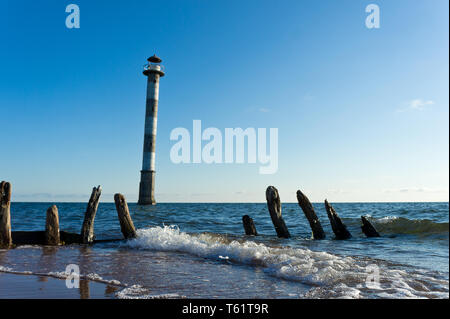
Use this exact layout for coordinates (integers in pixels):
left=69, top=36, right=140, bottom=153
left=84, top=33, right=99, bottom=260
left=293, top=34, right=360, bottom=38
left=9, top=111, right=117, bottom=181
left=1, top=0, right=448, bottom=202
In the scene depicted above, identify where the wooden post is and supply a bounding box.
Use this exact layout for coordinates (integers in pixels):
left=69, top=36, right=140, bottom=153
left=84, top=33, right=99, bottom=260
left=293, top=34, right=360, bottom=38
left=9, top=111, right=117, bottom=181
left=0, top=181, right=12, bottom=248
left=45, top=205, right=60, bottom=245
left=361, top=216, right=380, bottom=237
left=114, top=193, right=137, bottom=239
left=242, top=215, right=258, bottom=236
left=324, top=199, right=351, bottom=240
left=296, top=190, right=326, bottom=239
left=265, top=186, right=290, bottom=238
left=80, top=186, right=102, bottom=244
left=79, top=279, right=90, bottom=299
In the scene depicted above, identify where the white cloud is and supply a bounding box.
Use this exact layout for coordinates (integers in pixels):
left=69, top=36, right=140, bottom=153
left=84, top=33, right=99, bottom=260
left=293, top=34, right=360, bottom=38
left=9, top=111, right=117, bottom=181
left=258, top=107, right=270, bottom=113
left=409, top=99, right=434, bottom=110
left=398, top=99, right=435, bottom=112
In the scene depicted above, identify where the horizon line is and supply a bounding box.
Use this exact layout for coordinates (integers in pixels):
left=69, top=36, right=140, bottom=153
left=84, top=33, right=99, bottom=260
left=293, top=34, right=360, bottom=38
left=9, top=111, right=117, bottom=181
left=10, top=201, right=450, bottom=204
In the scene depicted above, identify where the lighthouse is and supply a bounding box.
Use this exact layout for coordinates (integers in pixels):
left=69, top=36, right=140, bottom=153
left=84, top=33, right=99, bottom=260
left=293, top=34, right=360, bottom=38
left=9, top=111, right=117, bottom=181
left=138, top=55, right=165, bottom=205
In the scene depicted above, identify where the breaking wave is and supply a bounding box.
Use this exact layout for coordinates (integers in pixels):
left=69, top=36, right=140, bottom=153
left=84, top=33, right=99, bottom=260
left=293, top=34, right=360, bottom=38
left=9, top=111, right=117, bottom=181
left=125, top=225, right=449, bottom=298
left=368, top=216, right=449, bottom=236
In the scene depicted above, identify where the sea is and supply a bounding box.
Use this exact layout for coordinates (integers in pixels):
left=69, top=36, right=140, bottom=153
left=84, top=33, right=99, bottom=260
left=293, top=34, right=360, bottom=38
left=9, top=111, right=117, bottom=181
left=0, top=202, right=448, bottom=299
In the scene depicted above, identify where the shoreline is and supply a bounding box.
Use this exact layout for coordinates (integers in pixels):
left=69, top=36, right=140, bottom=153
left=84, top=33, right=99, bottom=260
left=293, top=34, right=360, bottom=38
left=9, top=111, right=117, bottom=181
left=0, top=272, right=118, bottom=299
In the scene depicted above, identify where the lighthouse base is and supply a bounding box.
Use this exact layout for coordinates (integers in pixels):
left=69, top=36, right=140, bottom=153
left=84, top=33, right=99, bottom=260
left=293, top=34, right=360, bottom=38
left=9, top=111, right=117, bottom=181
left=138, top=170, right=156, bottom=205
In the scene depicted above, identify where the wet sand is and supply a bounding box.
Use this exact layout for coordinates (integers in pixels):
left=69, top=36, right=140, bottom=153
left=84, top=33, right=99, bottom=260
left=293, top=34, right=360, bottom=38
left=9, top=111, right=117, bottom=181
left=0, top=272, right=119, bottom=299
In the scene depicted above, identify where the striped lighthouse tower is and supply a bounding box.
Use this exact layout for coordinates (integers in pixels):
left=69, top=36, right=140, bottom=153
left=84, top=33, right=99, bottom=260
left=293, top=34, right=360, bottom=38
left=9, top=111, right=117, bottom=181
left=138, top=55, right=165, bottom=205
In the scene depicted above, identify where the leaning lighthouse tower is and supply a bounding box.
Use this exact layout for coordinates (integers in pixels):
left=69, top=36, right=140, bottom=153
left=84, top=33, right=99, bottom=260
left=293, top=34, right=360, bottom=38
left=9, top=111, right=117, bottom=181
left=138, top=55, right=165, bottom=205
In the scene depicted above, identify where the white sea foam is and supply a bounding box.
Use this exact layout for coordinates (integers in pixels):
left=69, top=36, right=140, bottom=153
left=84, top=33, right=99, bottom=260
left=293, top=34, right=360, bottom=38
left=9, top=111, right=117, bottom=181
left=125, top=225, right=449, bottom=299
left=0, top=265, right=33, bottom=275
left=116, top=285, right=184, bottom=299
left=0, top=266, right=183, bottom=299
left=46, top=271, right=124, bottom=286
left=0, top=266, right=123, bottom=287
left=0, top=265, right=13, bottom=272
left=377, top=216, right=399, bottom=223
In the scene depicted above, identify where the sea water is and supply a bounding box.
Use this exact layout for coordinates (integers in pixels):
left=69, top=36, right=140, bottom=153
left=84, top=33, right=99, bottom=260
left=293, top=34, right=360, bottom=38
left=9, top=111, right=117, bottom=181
left=0, top=202, right=448, bottom=298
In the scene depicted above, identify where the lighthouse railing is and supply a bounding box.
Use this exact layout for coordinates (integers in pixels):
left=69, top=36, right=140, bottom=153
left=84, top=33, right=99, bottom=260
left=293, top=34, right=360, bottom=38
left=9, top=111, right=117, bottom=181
left=143, top=63, right=165, bottom=72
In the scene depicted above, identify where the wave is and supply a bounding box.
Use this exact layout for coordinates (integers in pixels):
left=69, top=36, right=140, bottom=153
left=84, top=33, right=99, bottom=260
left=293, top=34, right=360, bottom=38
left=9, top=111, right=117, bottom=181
left=116, top=285, right=185, bottom=299
left=124, top=225, right=449, bottom=299
left=0, top=265, right=124, bottom=287
left=367, top=216, right=449, bottom=236
left=0, top=265, right=187, bottom=299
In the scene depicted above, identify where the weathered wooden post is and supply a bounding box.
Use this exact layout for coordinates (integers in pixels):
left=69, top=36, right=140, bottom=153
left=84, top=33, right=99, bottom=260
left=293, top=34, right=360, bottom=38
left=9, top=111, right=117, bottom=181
left=265, top=186, right=290, bottom=238
left=0, top=181, right=12, bottom=248
left=361, top=216, right=380, bottom=237
left=45, top=205, right=60, bottom=245
left=324, top=199, right=351, bottom=240
left=296, top=190, right=326, bottom=239
left=79, top=279, right=90, bottom=299
left=80, top=186, right=102, bottom=244
left=114, top=193, right=137, bottom=239
left=242, top=215, right=258, bottom=236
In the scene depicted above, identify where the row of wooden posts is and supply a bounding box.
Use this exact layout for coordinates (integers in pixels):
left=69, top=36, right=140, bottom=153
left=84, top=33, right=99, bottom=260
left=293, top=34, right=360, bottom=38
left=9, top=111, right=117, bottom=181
left=0, top=181, right=137, bottom=248
left=1, top=181, right=381, bottom=249
left=242, top=186, right=380, bottom=239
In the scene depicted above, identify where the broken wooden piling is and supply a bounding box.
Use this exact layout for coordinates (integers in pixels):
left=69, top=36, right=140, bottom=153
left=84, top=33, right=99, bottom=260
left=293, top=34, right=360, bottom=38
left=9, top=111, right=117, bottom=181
left=296, top=190, right=326, bottom=239
left=361, top=216, right=380, bottom=237
left=324, top=199, right=351, bottom=240
left=114, top=193, right=137, bottom=239
left=45, top=205, right=60, bottom=245
left=0, top=181, right=12, bottom=248
left=80, top=279, right=90, bottom=299
left=242, top=215, right=258, bottom=236
left=2, top=182, right=137, bottom=247
left=265, top=186, right=290, bottom=238
left=80, top=186, right=102, bottom=244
